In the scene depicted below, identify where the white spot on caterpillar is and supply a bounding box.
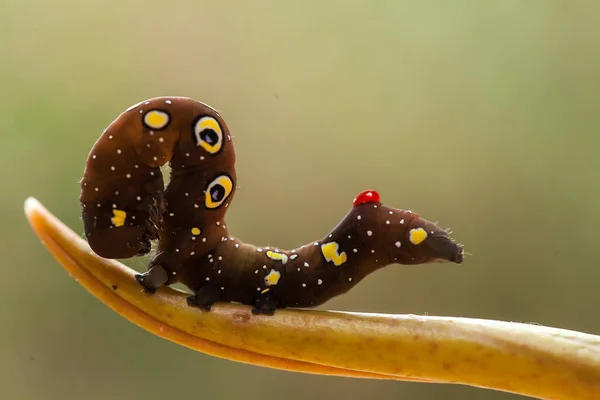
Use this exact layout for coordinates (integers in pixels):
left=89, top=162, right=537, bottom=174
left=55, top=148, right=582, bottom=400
left=317, top=279, right=323, bottom=285
left=386, top=220, right=390, bottom=224
left=117, top=149, right=122, bottom=155
left=348, top=235, right=351, bottom=239
left=400, top=219, right=405, bottom=224
left=205, top=277, right=210, bottom=281
left=235, top=243, right=240, bottom=248
left=371, top=249, right=375, bottom=253
left=166, top=100, right=172, bottom=104
left=110, top=166, right=115, bottom=171
left=290, top=254, right=298, bottom=260
left=349, top=277, right=353, bottom=282
left=389, top=211, right=393, bottom=215
left=126, top=174, right=131, bottom=179
left=367, top=230, right=373, bottom=236
left=218, top=256, right=222, bottom=261
left=353, top=248, right=358, bottom=253
left=137, top=196, right=142, bottom=201
left=257, top=248, right=263, bottom=252
left=357, top=215, right=361, bottom=220
left=304, top=262, right=309, bottom=267
left=190, top=251, right=195, bottom=255
left=302, top=283, right=307, bottom=288
left=395, top=241, right=402, bottom=248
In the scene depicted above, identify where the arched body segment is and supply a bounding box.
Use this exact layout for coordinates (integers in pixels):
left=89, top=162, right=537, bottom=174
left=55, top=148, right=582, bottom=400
left=80, top=97, right=235, bottom=259
left=80, top=98, right=464, bottom=315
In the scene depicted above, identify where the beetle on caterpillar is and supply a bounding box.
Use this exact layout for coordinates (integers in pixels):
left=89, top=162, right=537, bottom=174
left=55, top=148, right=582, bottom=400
left=80, top=97, right=464, bottom=315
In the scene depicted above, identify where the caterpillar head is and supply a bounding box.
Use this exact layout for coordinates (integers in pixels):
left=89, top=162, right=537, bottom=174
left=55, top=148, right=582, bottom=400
left=351, top=189, right=464, bottom=266
left=403, top=218, right=464, bottom=264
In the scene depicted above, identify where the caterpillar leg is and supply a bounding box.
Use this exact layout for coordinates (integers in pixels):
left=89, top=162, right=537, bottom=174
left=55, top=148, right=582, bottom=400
left=187, top=284, right=222, bottom=311
left=135, top=265, right=168, bottom=294
left=252, top=292, right=280, bottom=316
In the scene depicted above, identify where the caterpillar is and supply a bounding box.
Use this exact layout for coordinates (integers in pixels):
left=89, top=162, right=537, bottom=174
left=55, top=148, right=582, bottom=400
left=80, top=97, right=464, bottom=315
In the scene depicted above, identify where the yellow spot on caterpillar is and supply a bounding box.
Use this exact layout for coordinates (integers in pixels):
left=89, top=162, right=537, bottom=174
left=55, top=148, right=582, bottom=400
left=191, top=227, right=201, bottom=235
left=320, top=242, right=347, bottom=266
left=264, top=269, right=281, bottom=286
left=409, top=228, right=428, bottom=245
left=143, top=110, right=170, bottom=130
left=266, top=250, right=288, bottom=264
left=261, top=288, right=270, bottom=294
left=111, top=209, right=126, bottom=227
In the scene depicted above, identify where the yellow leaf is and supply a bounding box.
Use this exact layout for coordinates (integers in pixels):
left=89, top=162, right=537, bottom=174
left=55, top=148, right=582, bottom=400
left=24, top=197, right=600, bottom=399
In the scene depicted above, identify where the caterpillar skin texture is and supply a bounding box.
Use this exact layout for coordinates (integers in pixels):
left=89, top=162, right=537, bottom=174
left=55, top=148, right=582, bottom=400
left=80, top=97, right=464, bottom=315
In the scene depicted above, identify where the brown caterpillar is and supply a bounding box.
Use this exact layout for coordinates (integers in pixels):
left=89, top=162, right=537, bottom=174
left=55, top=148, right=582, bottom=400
left=80, top=97, right=464, bottom=315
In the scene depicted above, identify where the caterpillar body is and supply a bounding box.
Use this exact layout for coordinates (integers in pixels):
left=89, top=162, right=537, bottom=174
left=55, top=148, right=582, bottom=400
left=80, top=97, right=464, bottom=315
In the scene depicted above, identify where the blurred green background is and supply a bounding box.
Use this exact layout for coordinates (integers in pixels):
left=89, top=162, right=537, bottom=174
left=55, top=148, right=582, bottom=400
left=2, top=1, right=599, bottom=399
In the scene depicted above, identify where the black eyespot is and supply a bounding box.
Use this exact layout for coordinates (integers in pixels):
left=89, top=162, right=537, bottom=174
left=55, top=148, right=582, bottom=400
left=193, top=116, right=223, bottom=154
left=205, top=174, right=233, bottom=209
left=202, top=129, right=219, bottom=145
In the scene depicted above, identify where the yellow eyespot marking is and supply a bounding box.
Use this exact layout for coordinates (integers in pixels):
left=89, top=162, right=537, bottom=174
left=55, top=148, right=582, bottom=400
left=261, top=288, right=270, bottom=294
left=409, top=227, right=428, bottom=245
left=111, top=209, right=126, bottom=227
left=205, top=175, right=233, bottom=209
left=320, top=242, right=347, bottom=266
left=194, top=116, right=223, bottom=154
left=266, top=250, right=289, bottom=264
left=191, top=227, right=201, bottom=235
left=143, top=110, right=170, bottom=130
left=264, top=269, right=281, bottom=286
